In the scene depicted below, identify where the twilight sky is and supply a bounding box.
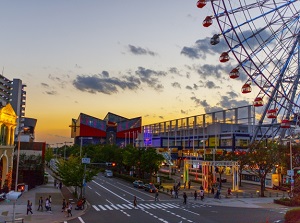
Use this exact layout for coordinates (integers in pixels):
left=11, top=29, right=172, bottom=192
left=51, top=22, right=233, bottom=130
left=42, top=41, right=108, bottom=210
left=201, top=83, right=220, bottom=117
left=0, top=1, right=255, bottom=144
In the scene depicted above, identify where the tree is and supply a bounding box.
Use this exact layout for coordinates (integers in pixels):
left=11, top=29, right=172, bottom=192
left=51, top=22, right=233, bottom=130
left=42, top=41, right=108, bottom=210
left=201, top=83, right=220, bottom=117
left=140, top=148, right=164, bottom=179
left=44, top=147, right=54, bottom=166
left=247, top=142, right=281, bottom=197
left=56, top=155, right=99, bottom=198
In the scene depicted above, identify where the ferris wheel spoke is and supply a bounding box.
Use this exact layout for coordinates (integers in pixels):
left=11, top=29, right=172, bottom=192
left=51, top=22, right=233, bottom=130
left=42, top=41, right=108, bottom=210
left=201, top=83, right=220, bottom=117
left=197, top=0, right=300, bottom=142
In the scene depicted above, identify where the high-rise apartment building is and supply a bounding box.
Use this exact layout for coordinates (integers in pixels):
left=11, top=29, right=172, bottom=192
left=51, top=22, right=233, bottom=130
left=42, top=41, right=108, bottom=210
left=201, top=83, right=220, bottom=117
left=0, top=74, right=27, bottom=134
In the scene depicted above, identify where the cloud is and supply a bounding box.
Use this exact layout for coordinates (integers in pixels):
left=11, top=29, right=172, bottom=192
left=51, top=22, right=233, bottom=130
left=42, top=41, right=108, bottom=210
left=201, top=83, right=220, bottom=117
left=135, top=67, right=166, bottom=91
left=206, top=81, right=219, bottom=89
left=41, top=83, right=49, bottom=88
left=186, top=83, right=199, bottom=91
left=44, top=91, right=57, bottom=95
left=171, top=82, right=181, bottom=88
left=73, top=73, right=140, bottom=95
left=73, top=66, right=168, bottom=94
left=181, top=37, right=228, bottom=59
left=190, top=92, right=250, bottom=113
left=128, top=45, right=157, bottom=56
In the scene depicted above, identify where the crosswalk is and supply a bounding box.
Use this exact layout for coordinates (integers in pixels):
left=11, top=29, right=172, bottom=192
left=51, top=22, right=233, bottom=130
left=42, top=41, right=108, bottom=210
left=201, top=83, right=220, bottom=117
left=92, top=202, right=180, bottom=211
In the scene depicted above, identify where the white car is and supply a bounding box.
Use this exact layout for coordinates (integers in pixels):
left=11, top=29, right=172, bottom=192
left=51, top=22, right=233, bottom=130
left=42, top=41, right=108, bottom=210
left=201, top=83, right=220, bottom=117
left=104, top=170, right=113, bottom=177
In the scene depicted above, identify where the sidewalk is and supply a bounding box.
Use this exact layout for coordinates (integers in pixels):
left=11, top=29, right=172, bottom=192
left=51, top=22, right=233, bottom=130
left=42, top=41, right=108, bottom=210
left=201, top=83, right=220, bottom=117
left=0, top=172, right=86, bottom=223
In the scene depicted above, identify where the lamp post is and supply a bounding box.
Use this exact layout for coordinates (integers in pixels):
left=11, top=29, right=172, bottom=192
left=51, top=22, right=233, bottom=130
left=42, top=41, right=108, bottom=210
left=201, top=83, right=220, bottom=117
left=14, top=131, right=22, bottom=192
left=79, top=137, right=92, bottom=159
left=64, top=141, right=73, bottom=160
left=289, top=138, right=294, bottom=195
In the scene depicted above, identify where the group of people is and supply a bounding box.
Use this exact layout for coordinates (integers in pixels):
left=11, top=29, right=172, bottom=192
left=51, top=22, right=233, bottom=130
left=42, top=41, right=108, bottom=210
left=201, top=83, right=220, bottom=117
left=36, top=195, right=52, bottom=212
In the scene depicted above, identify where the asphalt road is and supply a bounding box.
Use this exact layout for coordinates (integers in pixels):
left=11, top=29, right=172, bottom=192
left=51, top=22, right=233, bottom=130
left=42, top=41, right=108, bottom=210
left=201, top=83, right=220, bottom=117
left=64, top=173, right=286, bottom=223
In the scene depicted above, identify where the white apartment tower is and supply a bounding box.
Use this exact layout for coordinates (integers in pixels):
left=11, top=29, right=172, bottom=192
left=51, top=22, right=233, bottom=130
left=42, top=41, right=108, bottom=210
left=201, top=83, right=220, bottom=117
left=0, top=74, right=26, bottom=132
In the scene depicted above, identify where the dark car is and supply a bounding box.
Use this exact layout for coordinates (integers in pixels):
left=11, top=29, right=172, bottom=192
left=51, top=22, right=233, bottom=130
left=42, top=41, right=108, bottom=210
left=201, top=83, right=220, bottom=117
left=144, top=183, right=157, bottom=193
left=133, top=180, right=144, bottom=188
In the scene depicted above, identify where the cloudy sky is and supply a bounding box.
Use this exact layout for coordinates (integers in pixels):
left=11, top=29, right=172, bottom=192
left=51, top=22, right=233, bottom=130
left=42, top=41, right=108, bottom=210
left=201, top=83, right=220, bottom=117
left=0, top=1, right=254, bottom=144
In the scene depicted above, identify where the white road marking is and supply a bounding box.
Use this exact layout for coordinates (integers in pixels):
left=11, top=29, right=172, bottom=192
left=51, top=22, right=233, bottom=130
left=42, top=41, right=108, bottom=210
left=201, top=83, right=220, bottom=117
left=92, top=205, right=100, bottom=211
left=78, top=217, right=85, bottom=223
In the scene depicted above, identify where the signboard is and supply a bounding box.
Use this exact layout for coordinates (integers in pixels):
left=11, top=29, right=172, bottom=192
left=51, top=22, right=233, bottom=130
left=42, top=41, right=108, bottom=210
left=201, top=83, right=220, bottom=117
left=82, top=158, right=90, bottom=164
left=287, top=170, right=294, bottom=176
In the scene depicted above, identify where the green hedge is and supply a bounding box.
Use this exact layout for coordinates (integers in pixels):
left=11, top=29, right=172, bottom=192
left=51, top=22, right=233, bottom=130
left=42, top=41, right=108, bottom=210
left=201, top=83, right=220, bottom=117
left=274, top=197, right=300, bottom=206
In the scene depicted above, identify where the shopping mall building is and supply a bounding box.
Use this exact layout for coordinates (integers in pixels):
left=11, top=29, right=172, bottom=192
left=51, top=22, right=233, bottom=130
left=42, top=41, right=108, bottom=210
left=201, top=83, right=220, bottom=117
left=70, top=105, right=271, bottom=160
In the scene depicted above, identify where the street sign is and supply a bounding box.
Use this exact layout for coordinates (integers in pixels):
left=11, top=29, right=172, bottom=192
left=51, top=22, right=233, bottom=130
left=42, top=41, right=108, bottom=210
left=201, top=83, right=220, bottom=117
left=82, top=158, right=90, bottom=164
left=288, top=170, right=294, bottom=176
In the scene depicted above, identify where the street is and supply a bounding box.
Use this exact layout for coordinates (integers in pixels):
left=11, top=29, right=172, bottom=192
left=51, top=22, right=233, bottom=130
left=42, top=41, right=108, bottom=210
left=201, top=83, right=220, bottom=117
left=63, top=173, right=287, bottom=223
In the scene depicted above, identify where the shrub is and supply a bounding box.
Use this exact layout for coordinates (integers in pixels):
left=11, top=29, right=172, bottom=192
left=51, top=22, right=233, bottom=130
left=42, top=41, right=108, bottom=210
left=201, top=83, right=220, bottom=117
left=285, top=208, right=300, bottom=223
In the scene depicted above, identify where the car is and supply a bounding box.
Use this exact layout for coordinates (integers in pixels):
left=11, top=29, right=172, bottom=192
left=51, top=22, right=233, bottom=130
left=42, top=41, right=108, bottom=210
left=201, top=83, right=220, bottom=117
left=104, top=170, right=113, bottom=177
left=144, top=183, right=157, bottom=193
left=133, top=180, right=144, bottom=188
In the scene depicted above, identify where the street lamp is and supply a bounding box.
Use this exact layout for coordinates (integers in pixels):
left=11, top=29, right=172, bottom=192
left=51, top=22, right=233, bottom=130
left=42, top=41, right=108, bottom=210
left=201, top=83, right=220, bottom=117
left=64, top=141, right=73, bottom=160
left=79, top=137, right=92, bottom=159
left=15, top=127, right=29, bottom=192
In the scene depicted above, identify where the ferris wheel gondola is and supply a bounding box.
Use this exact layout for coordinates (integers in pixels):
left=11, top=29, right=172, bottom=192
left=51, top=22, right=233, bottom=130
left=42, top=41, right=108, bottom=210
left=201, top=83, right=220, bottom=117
left=196, top=0, right=300, bottom=142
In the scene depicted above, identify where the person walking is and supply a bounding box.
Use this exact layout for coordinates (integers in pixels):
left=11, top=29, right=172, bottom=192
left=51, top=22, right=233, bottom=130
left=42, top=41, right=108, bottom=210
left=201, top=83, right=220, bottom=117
left=154, top=190, right=159, bottom=201
left=48, top=195, right=52, bottom=211
left=66, top=202, right=72, bottom=217
left=133, top=196, right=137, bottom=209
left=61, top=199, right=66, bottom=212
left=45, top=198, right=50, bottom=211
left=183, top=192, right=187, bottom=204
left=59, top=181, right=62, bottom=189
left=37, top=196, right=43, bottom=211
left=27, top=200, right=33, bottom=215
left=194, top=190, right=197, bottom=200
left=188, top=180, right=191, bottom=189
left=200, top=189, right=204, bottom=201
left=170, top=188, right=173, bottom=198
left=211, top=187, right=215, bottom=195
left=175, top=188, right=179, bottom=199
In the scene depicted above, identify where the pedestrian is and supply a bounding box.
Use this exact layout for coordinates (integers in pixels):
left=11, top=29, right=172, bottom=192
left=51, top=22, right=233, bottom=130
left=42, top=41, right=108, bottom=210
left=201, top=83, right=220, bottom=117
left=170, top=188, right=173, bottom=198
left=66, top=202, right=72, bottom=217
left=211, top=187, right=215, bottom=195
left=183, top=192, right=187, bottom=204
left=200, top=185, right=204, bottom=190
left=175, top=188, right=179, bottom=199
left=27, top=200, right=33, bottom=215
left=59, top=181, right=62, bottom=189
left=183, top=181, right=186, bottom=189
left=133, top=196, right=137, bottom=209
left=200, top=189, right=204, bottom=201
left=48, top=195, right=52, bottom=210
left=45, top=198, right=50, bottom=211
left=56, top=182, right=59, bottom=189
left=155, top=190, right=159, bottom=201
left=227, top=188, right=232, bottom=196
left=188, top=180, right=191, bottom=189
left=54, top=179, right=57, bottom=188
left=214, top=188, right=221, bottom=199
left=62, top=199, right=66, bottom=212
left=37, top=196, right=43, bottom=211
left=194, top=190, right=197, bottom=200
